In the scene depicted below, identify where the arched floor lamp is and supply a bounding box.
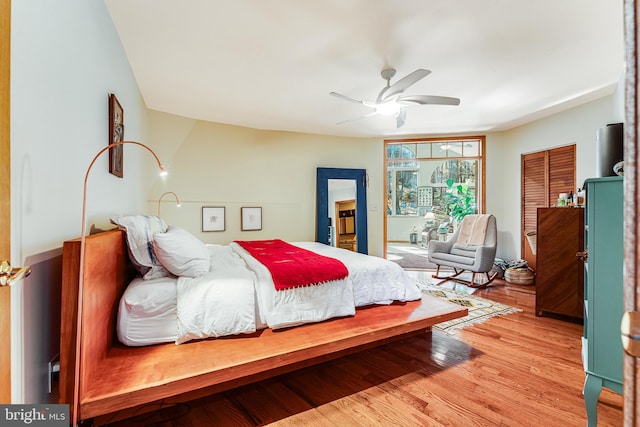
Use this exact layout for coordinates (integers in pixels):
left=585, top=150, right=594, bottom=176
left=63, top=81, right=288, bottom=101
left=73, top=141, right=167, bottom=426
left=157, top=191, right=181, bottom=217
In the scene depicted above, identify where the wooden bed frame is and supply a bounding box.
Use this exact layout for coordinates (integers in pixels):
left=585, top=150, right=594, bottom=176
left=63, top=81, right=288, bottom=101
left=59, top=229, right=467, bottom=424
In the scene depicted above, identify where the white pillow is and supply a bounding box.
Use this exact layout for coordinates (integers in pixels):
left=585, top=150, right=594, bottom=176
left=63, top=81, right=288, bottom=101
left=110, top=215, right=170, bottom=280
left=153, top=226, right=210, bottom=277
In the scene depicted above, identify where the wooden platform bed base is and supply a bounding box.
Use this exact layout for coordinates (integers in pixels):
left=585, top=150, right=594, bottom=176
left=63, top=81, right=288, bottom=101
left=59, top=230, right=467, bottom=424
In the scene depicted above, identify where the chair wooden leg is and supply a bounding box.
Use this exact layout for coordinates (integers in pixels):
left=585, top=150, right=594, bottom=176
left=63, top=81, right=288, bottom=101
left=433, top=268, right=499, bottom=288
left=465, top=271, right=499, bottom=288
left=432, top=266, right=465, bottom=285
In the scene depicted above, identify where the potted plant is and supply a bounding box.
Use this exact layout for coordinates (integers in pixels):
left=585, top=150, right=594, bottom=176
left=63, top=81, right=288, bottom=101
left=410, top=225, right=418, bottom=244
left=443, top=178, right=476, bottom=224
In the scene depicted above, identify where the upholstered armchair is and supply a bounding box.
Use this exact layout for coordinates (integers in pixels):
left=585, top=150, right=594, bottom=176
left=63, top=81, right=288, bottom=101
left=427, top=214, right=497, bottom=288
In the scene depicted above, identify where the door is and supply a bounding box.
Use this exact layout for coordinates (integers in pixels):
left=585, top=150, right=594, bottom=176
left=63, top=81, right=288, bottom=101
left=521, top=151, right=547, bottom=270
left=0, top=0, right=11, bottom=403
left=624, top=0, right=640, bottom=423
left=521, top=145, right=576, bottom=270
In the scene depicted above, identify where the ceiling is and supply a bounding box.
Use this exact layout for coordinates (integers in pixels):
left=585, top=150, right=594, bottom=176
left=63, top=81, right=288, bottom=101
left=104, top=0, right=624, bottom=138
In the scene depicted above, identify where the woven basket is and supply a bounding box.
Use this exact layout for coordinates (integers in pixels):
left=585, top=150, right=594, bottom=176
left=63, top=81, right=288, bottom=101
left=505, top=267, right=535, bottom=285
left=526, top=231, right=537, bottom=255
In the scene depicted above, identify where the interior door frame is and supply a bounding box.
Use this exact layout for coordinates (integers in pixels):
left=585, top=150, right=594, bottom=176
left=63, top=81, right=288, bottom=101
left=316, top=167, right=368, bottom=254
left=624, top=0, right=639, bottom=423
left=0, top=0, right=11, bottom=404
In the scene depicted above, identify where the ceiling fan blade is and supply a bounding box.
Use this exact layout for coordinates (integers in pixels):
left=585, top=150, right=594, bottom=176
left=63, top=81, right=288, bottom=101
left=336, top=111, right=377, bottom=125
left=395, top=108, right=407, bottom=128
left=379, top=69, right=431, bottom=101
left=330, top=91, right=364, bottom=105
left=398, top=94, right=461, bottom=106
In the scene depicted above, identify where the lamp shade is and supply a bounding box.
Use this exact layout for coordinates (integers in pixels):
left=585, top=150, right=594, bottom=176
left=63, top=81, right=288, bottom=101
left=424, top=211, right=436, bottom=227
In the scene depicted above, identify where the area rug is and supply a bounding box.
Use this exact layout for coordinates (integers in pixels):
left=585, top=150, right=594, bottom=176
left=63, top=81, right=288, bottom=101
left=386, top=244, right=437, bottom=269
left=416, top=279, right=522, bottom=333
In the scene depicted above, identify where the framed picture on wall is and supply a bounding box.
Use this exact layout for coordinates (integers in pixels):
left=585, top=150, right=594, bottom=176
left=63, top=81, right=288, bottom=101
left=417, top=186, right=433, bottom=207
left=202, top=206, right=225, bottom=232
left=108, top=93, right=124, bottom=178
left=241, top=207, right=262, bottom=231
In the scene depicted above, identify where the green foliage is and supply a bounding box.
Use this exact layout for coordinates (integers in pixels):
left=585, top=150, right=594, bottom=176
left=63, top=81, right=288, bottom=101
left=444, top=178, right=476, bottom=222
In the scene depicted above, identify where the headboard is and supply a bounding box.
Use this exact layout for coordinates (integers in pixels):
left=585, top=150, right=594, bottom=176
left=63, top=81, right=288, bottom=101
left=59, top=229, right=136, bottom=416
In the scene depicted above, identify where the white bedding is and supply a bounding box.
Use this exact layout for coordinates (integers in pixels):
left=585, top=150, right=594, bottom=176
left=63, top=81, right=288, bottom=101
left=175, top=245, right=257, bottom=344
left=117, top=276, right=178, bottom=346
left=117, top=241, right=421, bottom=346
left=118, top=245, right=258, bottom=346
left=291, top=242, right=421, bottom=306
left=229, top=242, right=356, bottom=330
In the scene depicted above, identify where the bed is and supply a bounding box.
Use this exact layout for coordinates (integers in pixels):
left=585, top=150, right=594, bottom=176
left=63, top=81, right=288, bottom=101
left=59, top=226, right=467, bottom=424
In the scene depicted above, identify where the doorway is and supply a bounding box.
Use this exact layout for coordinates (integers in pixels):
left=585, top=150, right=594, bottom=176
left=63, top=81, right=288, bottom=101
left=334, top=198, right=356, bottom=251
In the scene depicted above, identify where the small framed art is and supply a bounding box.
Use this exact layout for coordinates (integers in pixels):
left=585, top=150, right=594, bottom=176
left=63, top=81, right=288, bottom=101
left=241, top=207, right=262, bottom=231
left=108, top=93, right=124, bottom=178
left=202, top=206, right=225, bottom=232
left=417, top=186, right=433, bottom=207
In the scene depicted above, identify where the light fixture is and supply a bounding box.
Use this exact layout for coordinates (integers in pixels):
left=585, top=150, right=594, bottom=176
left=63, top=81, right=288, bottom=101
left=370, top=99, right=401, bottom=116
left=157, top=191, right=181, bottom=217
left=73, top=140, right=166, bottom=426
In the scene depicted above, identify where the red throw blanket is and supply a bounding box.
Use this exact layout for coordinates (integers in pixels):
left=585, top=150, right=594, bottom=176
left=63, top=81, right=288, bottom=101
left=234, top=239, right=349, bottom=290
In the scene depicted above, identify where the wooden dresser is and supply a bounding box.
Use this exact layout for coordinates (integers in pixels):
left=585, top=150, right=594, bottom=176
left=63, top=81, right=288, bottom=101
left=535, top=207, right=584, bottom=319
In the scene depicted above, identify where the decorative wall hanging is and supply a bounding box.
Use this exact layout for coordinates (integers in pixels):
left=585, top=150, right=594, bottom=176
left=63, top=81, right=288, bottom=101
left=202, top=206, right=225, bottom=232
left=108, top=93, right=124, bottom=177
left=241, top=207, right=262, bottom=231
left=417, top=186, right=433, bottom=207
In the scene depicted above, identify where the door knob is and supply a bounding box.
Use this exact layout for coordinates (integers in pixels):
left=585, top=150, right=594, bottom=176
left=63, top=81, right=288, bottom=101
left=576, top=250, right=588, bottom=261
left=0, top=260, right=31, bottom=286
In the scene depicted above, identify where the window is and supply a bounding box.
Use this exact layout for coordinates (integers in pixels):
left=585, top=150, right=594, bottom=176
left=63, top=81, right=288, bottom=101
left=385, top=137, right=485, bottom=224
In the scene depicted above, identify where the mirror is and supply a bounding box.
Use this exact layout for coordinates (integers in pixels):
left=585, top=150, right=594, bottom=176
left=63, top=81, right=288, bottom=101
left=329, top=180, right=356, bottom=251
left=316, top=168, right=368, bottom=254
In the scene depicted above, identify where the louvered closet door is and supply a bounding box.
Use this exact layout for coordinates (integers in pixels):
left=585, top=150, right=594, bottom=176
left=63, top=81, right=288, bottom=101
left=522, top=152, right=547, bottom=270
left=548, top=145, right=576, bottom=205
left=521, top=145, right=576, bottom=270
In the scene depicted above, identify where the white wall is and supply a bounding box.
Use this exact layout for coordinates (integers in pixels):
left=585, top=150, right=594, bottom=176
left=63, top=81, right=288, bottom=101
left=145, top=111, right=385, bottom=254
left=10, top=0, right=151, bottom=403
left=487, top=89, right=623, bottom=262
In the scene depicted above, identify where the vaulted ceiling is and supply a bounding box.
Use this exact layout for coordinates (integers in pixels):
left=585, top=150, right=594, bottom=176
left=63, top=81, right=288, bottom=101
left=105, top=0, right=623, bottom=138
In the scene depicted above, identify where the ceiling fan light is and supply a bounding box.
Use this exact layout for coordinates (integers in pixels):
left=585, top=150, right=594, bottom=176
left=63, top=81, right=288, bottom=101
left=376, top=100, right=401, bottom=116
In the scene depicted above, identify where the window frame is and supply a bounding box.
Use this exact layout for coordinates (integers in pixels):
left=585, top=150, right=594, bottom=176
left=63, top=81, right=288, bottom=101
left=384, top=136, right=486, bottom=219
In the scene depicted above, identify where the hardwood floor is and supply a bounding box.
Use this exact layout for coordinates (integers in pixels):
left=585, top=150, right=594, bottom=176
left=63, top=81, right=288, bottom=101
left=103, top=276, right=623, bottom=426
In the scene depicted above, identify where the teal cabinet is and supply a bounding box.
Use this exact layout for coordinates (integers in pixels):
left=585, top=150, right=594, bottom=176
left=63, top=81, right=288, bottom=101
left=582, top=176, right=623, bottom=427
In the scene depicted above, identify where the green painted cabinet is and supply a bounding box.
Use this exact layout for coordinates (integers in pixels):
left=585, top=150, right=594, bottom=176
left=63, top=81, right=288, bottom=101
left=582, top=176, right=623, bottom=427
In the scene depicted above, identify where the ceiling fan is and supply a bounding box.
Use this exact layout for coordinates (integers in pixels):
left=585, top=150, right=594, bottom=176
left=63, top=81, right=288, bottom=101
left=330, top=68, right=460, bottom=128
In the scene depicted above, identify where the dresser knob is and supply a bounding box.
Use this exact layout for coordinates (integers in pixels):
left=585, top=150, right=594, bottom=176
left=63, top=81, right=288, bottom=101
left=576, top=250, right=588, bottom=261
left=621, top=311, right=640, bottom=357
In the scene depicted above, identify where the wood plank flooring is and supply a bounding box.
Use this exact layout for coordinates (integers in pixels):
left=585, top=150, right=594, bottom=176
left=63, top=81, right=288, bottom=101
left=103, top=275, right=623, bottom=426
